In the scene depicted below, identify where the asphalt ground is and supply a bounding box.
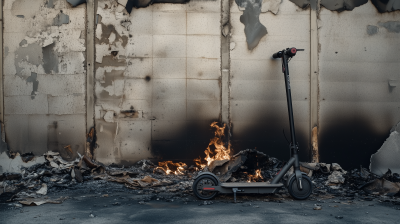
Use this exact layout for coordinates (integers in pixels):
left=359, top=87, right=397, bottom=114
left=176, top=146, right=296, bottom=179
left=1, top=191, right=399, bottom=224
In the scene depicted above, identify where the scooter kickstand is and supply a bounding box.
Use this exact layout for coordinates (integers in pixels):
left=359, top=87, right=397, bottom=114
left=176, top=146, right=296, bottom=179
left=232, top=188, right=243, bottom=203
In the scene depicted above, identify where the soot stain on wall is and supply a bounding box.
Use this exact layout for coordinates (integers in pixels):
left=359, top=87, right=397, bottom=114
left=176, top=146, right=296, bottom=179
left=230, top=113, right=310, bottom=163
left=371, top=0, right=400, bottom=13
left=151, top=121, right=218, bottom=165
left=235, top=0, right=267, bottom=50
left=319, top=116, right=389, bottom=170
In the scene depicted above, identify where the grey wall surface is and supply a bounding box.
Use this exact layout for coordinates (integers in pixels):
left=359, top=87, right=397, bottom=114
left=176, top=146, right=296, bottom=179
left=3, top=0, right=86, bottom=160
left=1, top=0, right=399, bottom=169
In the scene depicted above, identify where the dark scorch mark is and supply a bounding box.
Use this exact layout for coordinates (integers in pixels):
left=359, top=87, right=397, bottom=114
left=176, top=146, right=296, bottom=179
left=235, top=0, right=267, bottom=50
left=26, top=72, right=39, bottom=99
left=371, top=0, right=400, bottom=13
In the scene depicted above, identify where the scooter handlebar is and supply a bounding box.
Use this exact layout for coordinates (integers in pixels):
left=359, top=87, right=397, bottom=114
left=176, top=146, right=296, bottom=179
left=272, top=48, right=304, bottom=58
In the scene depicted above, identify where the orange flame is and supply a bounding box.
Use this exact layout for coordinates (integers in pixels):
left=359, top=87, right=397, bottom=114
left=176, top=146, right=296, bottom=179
left=154, top=161, right=187, bottom=175
left=194, top=122, right=231, bottom=169
left=248, top=169, right=263, bottom=182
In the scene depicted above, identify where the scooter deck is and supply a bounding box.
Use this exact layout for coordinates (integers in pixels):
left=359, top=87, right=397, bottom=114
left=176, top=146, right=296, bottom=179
left=221, top=183, right=283, bottom=188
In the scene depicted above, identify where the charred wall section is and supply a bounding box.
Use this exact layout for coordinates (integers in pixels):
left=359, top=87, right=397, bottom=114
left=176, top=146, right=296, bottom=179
left=94, top=0, right=222, bottom=165
left=229, top=1, right=311, bottom=162
left=318, top=2, right=400, bottom=170
left=3, top=0, right=86, bottom=160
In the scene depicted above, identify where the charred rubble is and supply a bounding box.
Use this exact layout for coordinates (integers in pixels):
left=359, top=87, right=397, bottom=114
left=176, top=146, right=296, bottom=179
left=1, top=149, right=400, bottom=206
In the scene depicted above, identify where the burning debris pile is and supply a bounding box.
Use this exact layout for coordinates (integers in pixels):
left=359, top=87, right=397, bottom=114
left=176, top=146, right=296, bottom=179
left=1, top=122, right=400, bottom=206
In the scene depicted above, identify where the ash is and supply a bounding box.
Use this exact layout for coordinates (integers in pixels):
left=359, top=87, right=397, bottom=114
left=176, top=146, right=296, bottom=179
left=1, top=149, right=400, bottom=207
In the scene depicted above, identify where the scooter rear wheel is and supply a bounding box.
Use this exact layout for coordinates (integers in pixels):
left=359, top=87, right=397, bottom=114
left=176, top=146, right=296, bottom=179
left=192, top=175, right=218, bottom=200
left=288, top=174, right=313, bottom=200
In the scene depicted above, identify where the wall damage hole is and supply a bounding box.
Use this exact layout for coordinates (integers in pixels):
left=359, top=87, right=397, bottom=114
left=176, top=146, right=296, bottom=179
left=16, top=15, right=25, bottom=18
left=20, top=152, right=35, bottom=163
left=42, top=43, right=59, bottom=74
left=111, top=51, right=119, bottom=57
left=371, top=0, right=400, bottom=13
left=235, top=0, right=268, bottom=50
left=378, top=21, right=400, bottom=33
left=120, top=107, right=139, bottom=118
left=26, top=72, right=39, bottom=99
left=145, top=75, right=151, bottom=82
left=66, top=0, right=87, bottom=7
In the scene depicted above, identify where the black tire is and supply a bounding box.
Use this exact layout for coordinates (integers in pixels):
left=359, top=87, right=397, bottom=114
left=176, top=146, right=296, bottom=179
left=192, top=175, right=218, bottom=200
left=288, top=174, right=313, bottom=200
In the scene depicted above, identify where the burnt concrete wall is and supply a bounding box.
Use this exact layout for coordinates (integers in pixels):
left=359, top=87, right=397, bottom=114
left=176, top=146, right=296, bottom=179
left=229, top=0, right=311, bottom=161
left=94, top=0, right=221, bottom=165
left=3, top=0, right=86, bottom=159
left=318, top=3, right=400, bottom=169
left=1, top=0, right=399, bottom=170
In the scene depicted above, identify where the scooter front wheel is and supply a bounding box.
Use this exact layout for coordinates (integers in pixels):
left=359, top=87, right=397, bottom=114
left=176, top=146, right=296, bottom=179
left=192, top=175, right=218, bottom=200
left=288, top=174, right=313, bottom=200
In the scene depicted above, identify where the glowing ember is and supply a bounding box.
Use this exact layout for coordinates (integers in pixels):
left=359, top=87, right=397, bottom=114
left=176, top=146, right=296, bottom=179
left=248, top=169, right=263, bottom=182
left=194, top=122, right=231, bottom=169
left=154, top=161, right=187, bottom=175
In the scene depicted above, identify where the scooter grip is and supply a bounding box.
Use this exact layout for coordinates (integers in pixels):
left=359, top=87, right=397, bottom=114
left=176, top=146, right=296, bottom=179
left=272, top=52, right=281, bottom=58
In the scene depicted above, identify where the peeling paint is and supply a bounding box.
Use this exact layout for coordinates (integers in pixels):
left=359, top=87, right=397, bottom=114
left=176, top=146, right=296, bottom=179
left=14, top=43, right=43, bottom=78
left=46, top=0, right=55, bottom=8
left=290, top=0, right=368, bottom=11
left=26, top=72, right=39, bottom=99
left=53, top=12, right=70, bottom=26
left=235, top=0, right=268, bottom=50
left=66, top=0, right=87, bottom=7
left=367, top=25, right=379, bottom=35
left=321, top=0, right=368, bottom=11
left=371, top=0, right=400, bottom=13
left=378, top=21, right=400, bottom=33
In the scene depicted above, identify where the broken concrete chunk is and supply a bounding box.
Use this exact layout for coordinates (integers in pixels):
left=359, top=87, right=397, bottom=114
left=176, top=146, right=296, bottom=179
left=208, top=159, right=229, bottom=172
left=74, top=168, right=83, bottom=183
left=361, top=178, right=400, bottom=196
left=327, top=171, right=345, bottom=184
left=371, top=0, right=400, bottom=13
left=19, top=197, right=67, bottom=206
left=370, top=124, right=400, bottom=175
left=36, top=183, right=48, bottom=195
left=66, top=0, right=87, bottom=7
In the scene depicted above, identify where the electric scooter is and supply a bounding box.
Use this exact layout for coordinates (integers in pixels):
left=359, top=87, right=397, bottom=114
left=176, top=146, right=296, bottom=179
left=192, top=47, right=313, bottom=201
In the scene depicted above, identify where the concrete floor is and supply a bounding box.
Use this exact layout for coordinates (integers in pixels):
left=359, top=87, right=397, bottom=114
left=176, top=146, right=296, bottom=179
left=1, top=192, right=399, bottom=224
